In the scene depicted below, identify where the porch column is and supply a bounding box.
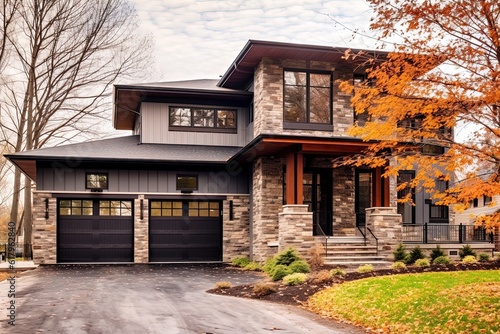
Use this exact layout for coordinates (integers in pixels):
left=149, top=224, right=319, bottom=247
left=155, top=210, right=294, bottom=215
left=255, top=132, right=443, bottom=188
left=278, top=205, right=314, bottom=259
left=285, top=151, right=303, bottom=204
left=134, top=195, right=149, bottom=263
left=366, top=207, right=402, bottom=260
left=374, top=167, right=390, bottom=207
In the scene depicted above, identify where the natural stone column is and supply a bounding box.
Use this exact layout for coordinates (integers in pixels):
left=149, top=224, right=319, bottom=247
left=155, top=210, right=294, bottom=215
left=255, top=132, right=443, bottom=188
left=223, top=195, right=250, bottom=262
left=134, top=195, right=148, bottom=263
left=32, top=192, right=57, bottom=264
left=278, top=205, right=314, bottom=259
left=366, top=207, right=402, bottom=260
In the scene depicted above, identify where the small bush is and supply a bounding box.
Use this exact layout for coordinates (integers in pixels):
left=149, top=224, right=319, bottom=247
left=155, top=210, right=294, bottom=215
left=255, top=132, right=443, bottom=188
left=497, top=253, right=500, bottom=262
left=262, top=257, right=278, bottom=275
left=330, top=268, right=346, bottom=276
left=288, top=260, right=310, bottom=273
left=414, top=258, right=430, bottom=267
left=214, top=281, right=232, bottom=289
left=270, top=264, right=292, bottom=281
left=242, top=261, right=261, bottom=271
left=314, top=270, right=332, bottom=283
left=357, top=264, right=374, bottom=273
left=282, top=273, right=308, bottom=286
left=231, top=257, right=250, bottom=267
left=308, top=243, right=324, bottom=267
left=393, top=243, right=410, bottom=263
left=462, top=255, right=478, bottom=264
left=253, top=283, right=276, bottom=297
left=433, top=255, right=451, bottom=265
left=391, top=261, right=407, bottom=270
left=275, top=248, right=300, bottom=266
left=459, top=244, right=477, bottom=259
left=478, top=253, right=490, bottom=262
left=429, top=245, right=446, bottom=263
left=408, top=246, right=426, bottom=265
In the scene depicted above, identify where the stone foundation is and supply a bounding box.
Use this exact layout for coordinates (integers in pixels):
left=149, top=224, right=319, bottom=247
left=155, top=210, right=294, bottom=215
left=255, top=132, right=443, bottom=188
left=32, top=192, right=57, bottom=264
left=223, top=195, right=250, bottom=261
left=278, top=205, right=314, bottom=259
left=366, top=207, right=402, bottom=260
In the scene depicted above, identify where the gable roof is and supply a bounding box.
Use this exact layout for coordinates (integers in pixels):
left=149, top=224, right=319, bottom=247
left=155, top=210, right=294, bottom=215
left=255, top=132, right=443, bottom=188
left=5, top=135, right=242, bottom=180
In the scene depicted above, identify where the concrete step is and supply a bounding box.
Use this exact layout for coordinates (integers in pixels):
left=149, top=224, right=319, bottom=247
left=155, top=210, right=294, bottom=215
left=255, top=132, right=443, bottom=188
left=324, top=236, right=366, bottom=244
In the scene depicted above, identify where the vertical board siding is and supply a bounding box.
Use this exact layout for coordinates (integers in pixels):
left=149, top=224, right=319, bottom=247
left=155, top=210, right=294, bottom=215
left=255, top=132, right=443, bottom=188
left=38, top=167, right=249, bottom=194
left=141, top=102, right=249, bottom=146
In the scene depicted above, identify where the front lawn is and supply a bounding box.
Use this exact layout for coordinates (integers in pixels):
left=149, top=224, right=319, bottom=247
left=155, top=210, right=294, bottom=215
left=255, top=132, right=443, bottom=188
left=307, top=270, right=500, bottom=334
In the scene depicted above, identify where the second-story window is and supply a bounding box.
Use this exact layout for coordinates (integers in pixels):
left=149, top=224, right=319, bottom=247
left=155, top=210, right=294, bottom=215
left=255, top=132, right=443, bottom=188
left=169, top=107, right=236, bottom=133
left=283, top=70, right=332, bottom=129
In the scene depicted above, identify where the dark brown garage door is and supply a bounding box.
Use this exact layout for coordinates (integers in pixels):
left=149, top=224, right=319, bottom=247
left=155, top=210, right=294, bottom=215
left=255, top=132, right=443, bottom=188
left=57, top=199, right=134, bottom=262
left=149, top=200, right=222, bottom=262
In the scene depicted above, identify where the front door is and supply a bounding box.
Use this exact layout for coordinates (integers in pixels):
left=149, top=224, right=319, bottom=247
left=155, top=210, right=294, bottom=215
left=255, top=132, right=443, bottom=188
left=303, top=169, right=333, bottom=236
left=355, top=170, right=374, bottom=227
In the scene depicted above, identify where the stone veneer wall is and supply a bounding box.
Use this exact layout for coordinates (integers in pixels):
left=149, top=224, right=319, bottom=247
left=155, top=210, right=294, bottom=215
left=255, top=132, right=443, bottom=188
left=252, top=156, right=284, bottom=262
left=333, top=166, right=356, bottom=235
left=366, top=207, right=402, bottom=259
left=223, top=195, right=251, bottom=261
left=134, top=196, right=148, bottom=263
left=278, top=205, right=314, bottom=259
left=32, top=192, right=57, bottom=264
left=253, top=58, right=356, bottom=138
left=494, top=227, right=500, bottom=251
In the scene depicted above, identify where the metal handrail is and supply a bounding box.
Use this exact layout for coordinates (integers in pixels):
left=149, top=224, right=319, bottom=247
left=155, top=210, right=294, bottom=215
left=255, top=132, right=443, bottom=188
left=366, top=227, right=379, bottom=256
left=313, top=220, right=329, bottom=257
left=356, top=226, right=367, bottom=246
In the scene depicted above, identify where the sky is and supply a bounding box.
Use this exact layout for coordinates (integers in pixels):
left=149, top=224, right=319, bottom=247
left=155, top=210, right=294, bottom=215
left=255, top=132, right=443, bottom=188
left=129, top=0, right=380, bottom=83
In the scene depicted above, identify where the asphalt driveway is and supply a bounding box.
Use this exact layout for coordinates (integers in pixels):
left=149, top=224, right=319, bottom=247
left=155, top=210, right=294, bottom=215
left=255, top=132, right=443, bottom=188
left=0, top=264, right=363, bottom=334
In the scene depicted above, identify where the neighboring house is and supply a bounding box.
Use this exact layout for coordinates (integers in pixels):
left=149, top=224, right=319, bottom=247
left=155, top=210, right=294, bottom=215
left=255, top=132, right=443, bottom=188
left=6, top=40, right=492, bottom=265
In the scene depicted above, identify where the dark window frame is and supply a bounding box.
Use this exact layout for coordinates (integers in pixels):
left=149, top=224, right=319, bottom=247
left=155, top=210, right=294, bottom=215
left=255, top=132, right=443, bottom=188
left=352, top=73, right=372, bottom=126
left=176, top=174, right=198, bottom=191
left=283, top=69, right=333, bottom=130
left=484, top=195, right=492, bottom=206
left=168, top=106, right=237, bottom=133
left=85, top=173, right=108, bottom=190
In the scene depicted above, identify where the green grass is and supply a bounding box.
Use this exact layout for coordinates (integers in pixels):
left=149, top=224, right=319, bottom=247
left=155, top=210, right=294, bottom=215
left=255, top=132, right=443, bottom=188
left=307, top=270, right=500, bottom=334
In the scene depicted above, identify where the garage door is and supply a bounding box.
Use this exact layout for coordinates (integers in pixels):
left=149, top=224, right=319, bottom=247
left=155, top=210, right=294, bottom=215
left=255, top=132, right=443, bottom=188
left=57, top=199, right=134, bottom=262
left=149, top=200, right=222, bottom=262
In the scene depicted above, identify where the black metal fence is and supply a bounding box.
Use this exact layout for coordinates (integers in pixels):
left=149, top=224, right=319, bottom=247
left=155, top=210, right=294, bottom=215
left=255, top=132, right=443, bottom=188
left=403, top=224, right=493, bottom=244
left=0, top=243, right=33, bottom=261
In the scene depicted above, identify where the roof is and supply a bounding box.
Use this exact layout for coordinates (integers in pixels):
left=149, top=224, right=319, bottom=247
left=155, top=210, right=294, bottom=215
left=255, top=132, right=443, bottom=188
left=218, top=40, right=391, bottom=89
left=113, top=80, right=252, bottom=130
left=6, top=135, right=242, bottom=180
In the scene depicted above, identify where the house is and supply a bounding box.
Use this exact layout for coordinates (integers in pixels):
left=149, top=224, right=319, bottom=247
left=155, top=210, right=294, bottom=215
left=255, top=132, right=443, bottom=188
left=6, top=40, right=493, bottom=265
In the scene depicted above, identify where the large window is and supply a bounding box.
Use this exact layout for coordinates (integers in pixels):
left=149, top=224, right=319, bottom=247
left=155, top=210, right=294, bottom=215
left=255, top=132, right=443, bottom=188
left=169, top=107, right=236, bottom=132
left=283, top=70, right=332, bottom=129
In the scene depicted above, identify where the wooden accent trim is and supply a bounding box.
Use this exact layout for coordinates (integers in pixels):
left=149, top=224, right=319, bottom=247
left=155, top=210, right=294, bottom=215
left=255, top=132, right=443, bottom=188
left=296, top=152, right=303, bottom=205
left=373, top=167, right=383, bottom=207
left=286, top=153, right=296, bottom=204
left=263, top=137, right=370, bottom=148
left=383, top=169, right=390, bottom=206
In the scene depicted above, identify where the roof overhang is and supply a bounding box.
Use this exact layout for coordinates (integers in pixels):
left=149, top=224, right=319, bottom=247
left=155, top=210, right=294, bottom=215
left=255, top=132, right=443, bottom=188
left=218, top=40, right=391, bottom=90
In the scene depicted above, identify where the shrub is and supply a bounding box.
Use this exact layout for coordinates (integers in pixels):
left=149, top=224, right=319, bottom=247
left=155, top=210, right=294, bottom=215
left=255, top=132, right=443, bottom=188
left=414, top=258, right=430, bottom=267
left=282, top=273, right=308, bottom=286
left=393, top=243, right=410, bottom=263
left=308, top=243, right=324, bottom=267
left=391, top=261, right=407, bottom=270
left=408, top=246, right=426, bottom=265
left=314, top=270, right=332, bottom=283
left=275, top=248, right=300, bottom=266
left=357, top=264, right=374, bottom=273
left=288, top=260, right=310, bottom=273
left=270, top=264, right=292, bottom=281
left=462, top=255, right=478, bottom=264
left=330, top=268, right=346, bottom=276
left=429, top=245, right=446, bottom=263
left=478, top=253, right=490, bottom=262
left=231, top=257, right=250, bottom=268
left=262, top=257, right=278, bottom=276
left=253, top=283, right=276, bottom=297
left=433, top=255, right=451, bottom=265
left=214, top=281, right=232, bottom=289
left=242, top=261, right=261, bottom=271
left=459, top=244, right=477, bottom=259
left=497, top=253, right=500, bottom=262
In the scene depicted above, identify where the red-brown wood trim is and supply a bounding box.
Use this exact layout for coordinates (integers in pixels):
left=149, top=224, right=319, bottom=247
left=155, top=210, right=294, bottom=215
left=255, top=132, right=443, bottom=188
left=296, top=152, right=303, bottom=205
left=383, top=169, right=390, bottom=206
left=263, top=137, right=370, bottom=148
left=286, top=153, right=296, bottom=204
left=373, top=167, right=383, bottom=207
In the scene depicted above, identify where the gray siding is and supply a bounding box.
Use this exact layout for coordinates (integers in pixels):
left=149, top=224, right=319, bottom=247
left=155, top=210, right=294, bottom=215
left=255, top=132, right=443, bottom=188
left=140, top=102, right=249, bottom=146
left=37, top=167, right=249, bottom=194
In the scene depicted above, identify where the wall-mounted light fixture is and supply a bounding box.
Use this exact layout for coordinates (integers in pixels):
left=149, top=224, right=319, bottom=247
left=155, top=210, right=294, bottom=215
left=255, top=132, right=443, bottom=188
left=229, top=200, right=234, bottom=221
left=45, top=198, right=49, bottom=219
left=140, top=199, right=144, bottom=220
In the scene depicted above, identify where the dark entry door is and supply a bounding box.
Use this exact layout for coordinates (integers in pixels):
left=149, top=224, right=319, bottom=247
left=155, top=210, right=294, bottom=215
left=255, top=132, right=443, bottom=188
left=303, top=170, right=333, bottom=236
left=149, top=200, right=222, bottom=262
left=355, top=170, right=374, bottom=227
left=57, top=199, right=134, bottom=262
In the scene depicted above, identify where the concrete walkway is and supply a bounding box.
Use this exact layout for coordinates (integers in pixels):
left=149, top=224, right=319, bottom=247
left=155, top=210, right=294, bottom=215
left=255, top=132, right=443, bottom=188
left=0, top=264, right=364, bottom=334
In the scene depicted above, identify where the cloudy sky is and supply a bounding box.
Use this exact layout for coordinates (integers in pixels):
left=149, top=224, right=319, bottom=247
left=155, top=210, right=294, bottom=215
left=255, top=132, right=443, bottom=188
left=129, top=0, right=381, bottom=83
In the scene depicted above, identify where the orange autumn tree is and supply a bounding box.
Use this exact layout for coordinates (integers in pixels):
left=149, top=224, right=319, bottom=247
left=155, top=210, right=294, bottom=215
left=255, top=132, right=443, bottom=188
left=339, top=0, right=500, bottom=231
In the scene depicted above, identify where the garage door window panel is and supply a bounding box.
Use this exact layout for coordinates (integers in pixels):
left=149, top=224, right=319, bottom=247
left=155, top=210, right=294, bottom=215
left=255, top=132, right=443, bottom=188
left=150, top=201, right=183, bottom=217
left=59, top=200, right=93, bottom=216
left=99, top=200, right=132, bottom=216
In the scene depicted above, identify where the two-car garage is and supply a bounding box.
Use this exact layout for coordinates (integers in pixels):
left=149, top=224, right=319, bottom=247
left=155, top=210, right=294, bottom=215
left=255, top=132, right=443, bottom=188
left=57, top=199, right=222, bottom=263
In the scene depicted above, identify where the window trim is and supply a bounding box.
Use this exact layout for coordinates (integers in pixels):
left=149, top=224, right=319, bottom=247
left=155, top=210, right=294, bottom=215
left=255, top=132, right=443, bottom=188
left=282, top=69, right=333, bottom=128
left=168, top=106, right=237, bottom=133
left=85, top=173, right=108, bottom=191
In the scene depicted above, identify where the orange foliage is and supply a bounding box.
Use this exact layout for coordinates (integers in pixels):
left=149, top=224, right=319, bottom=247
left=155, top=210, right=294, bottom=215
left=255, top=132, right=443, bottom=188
left=341, top=0, right=500, bottom=230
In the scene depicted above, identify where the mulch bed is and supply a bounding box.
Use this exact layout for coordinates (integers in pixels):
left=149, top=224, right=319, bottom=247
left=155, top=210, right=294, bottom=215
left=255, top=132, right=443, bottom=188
left=208, top=261, right=500, bottom=306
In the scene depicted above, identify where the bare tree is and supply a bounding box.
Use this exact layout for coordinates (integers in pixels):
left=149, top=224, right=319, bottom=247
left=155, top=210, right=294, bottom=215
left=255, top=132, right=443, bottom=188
left=1, top=0, right=152, bottom=242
